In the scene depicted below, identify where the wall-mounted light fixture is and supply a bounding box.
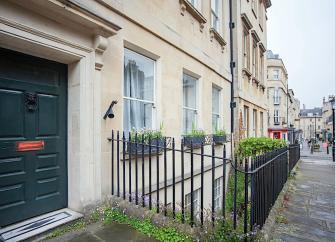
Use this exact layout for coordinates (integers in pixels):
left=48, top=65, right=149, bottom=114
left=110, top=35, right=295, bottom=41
left=103, top=100, right=118, bottom=119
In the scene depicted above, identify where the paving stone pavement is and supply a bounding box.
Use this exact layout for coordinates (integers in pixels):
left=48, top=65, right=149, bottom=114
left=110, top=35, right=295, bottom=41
left=43, top=222, right=157, bottom=242
left=271, top=143, right=335, bottom=241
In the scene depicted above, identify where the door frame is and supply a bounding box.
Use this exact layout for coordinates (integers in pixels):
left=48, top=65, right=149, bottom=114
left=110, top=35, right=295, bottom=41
left=0, top=12, right=109, bottom=213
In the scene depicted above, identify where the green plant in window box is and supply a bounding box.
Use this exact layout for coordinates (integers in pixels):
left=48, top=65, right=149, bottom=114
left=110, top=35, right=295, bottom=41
left=213, top=128, right=227, bottom=145
left=128, top=123, right=164, bottom=154
left=183, top=124, right=206, bottom=148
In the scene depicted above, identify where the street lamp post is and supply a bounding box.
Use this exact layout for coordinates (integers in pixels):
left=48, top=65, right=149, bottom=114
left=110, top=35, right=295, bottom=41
left=314, top=114, right=317, bottom=140
left=331, top=99, right=335, bottom=162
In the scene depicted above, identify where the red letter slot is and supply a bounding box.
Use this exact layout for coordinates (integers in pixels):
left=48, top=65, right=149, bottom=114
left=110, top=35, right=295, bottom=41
left=16, top=141, right=45, bottom=152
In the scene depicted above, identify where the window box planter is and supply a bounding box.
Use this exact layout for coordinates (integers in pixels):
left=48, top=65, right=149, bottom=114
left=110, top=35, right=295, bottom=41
left=183, top=136, right=205, bottom=148
left=127, top=138, right=165, bottom=155
left=213, top=134, right=227, bottom=145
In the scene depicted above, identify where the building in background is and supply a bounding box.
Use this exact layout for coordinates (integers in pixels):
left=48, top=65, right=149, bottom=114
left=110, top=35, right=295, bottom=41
left=299, top=106, right=323, bottom=140
left=232, top=0, right=272, bottom=140
left=322, top=96, right=335, bottom=141
left=266, top=50, right=289, bottom=141
left=288, top=89, right=302, bottom=143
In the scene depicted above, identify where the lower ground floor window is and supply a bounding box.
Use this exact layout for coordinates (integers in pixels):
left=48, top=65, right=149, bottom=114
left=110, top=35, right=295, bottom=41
left=214, top=177, right=223, bottom=211
left=185, top=188, right=201, bottom=216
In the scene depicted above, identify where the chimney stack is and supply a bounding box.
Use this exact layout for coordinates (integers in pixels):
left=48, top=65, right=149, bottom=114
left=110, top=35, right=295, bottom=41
left=303, top=104, right=306, bottom=110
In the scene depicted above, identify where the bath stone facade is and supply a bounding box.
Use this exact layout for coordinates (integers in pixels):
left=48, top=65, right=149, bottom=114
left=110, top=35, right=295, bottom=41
left=266, top=50, right=289, bottom=140
left=0, top=0, right=234, bottom=226
left=232, top=0, right=271, bottom=141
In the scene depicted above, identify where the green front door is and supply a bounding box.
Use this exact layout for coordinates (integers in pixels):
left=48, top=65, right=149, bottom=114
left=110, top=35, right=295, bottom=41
left=0, top=48, right=67, bottom=227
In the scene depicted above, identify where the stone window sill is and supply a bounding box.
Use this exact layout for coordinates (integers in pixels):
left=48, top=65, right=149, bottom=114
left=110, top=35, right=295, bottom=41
left=179, top=0, right=207, bottom=32
left=209, top=28, right=227, bottom=52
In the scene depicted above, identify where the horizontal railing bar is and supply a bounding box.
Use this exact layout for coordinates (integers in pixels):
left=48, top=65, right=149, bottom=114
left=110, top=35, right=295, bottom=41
left=107, top=137, right=231, bottom=161
left=230, top=149, right=288, bottom=175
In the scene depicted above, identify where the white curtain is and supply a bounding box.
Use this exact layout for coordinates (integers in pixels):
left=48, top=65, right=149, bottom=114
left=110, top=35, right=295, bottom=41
left=124, top=49, right=154, bottom=135
left=183, top=74, right=197, bottom=133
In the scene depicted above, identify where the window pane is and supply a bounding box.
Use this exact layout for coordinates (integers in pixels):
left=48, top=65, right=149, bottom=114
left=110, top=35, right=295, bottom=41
left=184, top=108, right=196, bottom=133
left=124, top=48, right=154, bottom=101
left=211, top=0, right=218, bottom=13
left=185, top=189, right=200, bottom=217
left=123, top=99, right=153, bottom=134
left=212, top=114, right=219, bottom=132
left=183, top=74, right=197, bottom=109
left=212, top=87, right=220, bottom=113
left=214, top=177, right=222, bottom=211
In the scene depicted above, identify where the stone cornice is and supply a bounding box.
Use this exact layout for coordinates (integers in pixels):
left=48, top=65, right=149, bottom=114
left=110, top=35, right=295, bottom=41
left=259, top=42, right=266, bottom=53
left=179, top=0, right=207, bottom=32
left=241, top=13, right=253, bottom=30
left=251, top=30, right=261, bottom=43
left=52, top=0, right=121, bottom=37
left=209, top=28, right=227, bottom=52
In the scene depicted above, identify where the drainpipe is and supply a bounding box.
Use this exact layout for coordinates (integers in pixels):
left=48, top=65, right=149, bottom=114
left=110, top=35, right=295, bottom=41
left=228, top=0, right=237, bottom=230
left=229, top=0, right=235, bottom=143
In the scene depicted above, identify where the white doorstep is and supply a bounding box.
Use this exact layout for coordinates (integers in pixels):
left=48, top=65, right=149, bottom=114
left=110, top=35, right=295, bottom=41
left=0, top=208, right=83, bottom=242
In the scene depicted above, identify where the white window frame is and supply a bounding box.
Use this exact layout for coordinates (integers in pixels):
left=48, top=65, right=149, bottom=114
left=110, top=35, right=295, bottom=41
left=212, top=85, right=221, bottom=132
left=274, top=110, right=280, bottom=124
left=188, top=0, right=201, bottom=10
left=253, top=109, right=257, bottom=137
left=183, top=73, right=198, bottom=134
left=211, top=0, right=220, bottom=32
left=252, top=39, right=258, bottom=78
left=123, top=48, right=156, bottom=132
left=214, top=177, right=223, bottom=211
left=274, top=88, right=280, bottom=104
left=242, top=26, right=250, bottom=70
left=244, top=106, right=249, bottom=137
left=273, top=69, right=279, bottom=80
left=185, top=188, right=201, bottom=216
left=259, top=51, right=264, bottom=83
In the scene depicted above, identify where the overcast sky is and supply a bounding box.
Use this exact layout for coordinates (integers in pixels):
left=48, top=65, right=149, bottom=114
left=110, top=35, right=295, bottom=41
left=267, top=0, right=335, bottom=109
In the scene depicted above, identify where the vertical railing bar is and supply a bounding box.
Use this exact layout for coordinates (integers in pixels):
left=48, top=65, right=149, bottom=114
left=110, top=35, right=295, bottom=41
left=129, top=132, right=132, bottom=202
left=111, top=130, right=114, bottom=195
left=200, top=143, right=204, bottom=226
left=222, top=145, right=226, bottom=219
left=122, top=132, right=126, bottom=200
left=117, top=131, right=120, bottom=197
left=156, top=138, right=160, bottom=213
left=149, top=136, right=152, bottom=210
left=244, top=158, right=248, bottom=234
left=172, top=138, right=176, bottom=219
left=233, top=155, right=237, bottom=229
left=164, top=138, right=167, bottom=216
left=250, top=157, right=255, bottom=231
left=142, top=134, right=145, bottom=207
left=135, top=133, right=138, bottom=205
left=211, top=144, right=215, bottom=226
left=190, top=141, right=194, bottom=227
left=181, top=139, right=185, bottom=224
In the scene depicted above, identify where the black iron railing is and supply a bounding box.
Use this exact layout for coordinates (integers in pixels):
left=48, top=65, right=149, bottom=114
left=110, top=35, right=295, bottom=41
left=108, top=130, right=299, bottom=237
left=289, top=144, right=300, bottom=173
left=109, top=130, right=228, bottom=227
